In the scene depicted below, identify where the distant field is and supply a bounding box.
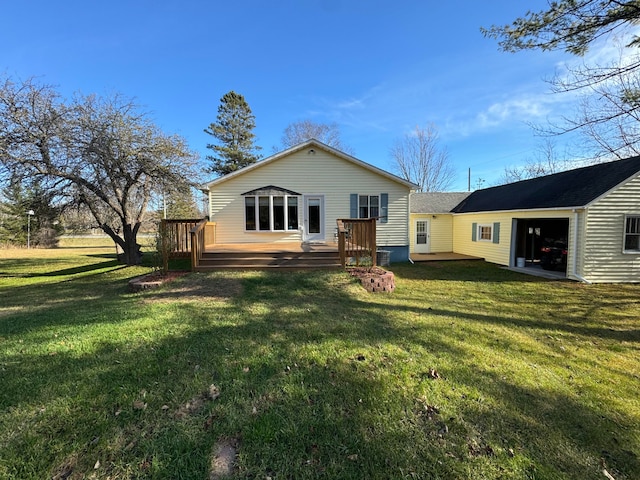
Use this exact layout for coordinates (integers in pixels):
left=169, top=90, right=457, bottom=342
left=58, top=235, right=156, bottom=249
left=0, top=235, right=156, bottom=263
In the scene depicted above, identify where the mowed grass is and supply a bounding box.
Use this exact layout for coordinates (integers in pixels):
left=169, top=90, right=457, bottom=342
left=0, top=247, right=639, bottom=479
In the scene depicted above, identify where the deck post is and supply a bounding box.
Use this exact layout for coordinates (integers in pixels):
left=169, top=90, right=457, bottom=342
left=190, top=219, right=207, bottom=271
left=337, top=220, right=346, bottom=267
left=370, top=217, right=377, bottom=267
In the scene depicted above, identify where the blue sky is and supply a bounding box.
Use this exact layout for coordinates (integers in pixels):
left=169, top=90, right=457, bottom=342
left=2, top=1, right=587, bottom=190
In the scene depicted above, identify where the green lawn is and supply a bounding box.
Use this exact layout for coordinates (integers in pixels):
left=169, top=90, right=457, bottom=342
left=1, top=247, right=639, bottom=479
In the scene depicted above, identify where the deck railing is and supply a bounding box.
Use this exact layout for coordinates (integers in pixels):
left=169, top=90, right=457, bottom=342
left=336, top=218, right=377, bottom=267
left=160, top=219, right=216, bottom=270
left=160, top=219, right=202, bottom=257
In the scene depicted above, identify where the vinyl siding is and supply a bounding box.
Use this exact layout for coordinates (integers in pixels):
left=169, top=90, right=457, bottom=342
left=409, top=214, right=454, bottom=253
left=208, top=149, right=411, bottom=246
left=452, top=210, right=576, bottom=267
left=582, top=174, right=640, bottom=283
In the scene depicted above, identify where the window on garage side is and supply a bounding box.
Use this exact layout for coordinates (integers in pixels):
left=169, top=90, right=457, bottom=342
left=472, top=222, right=500, bottom=243
left=624, top=215, right=640, bottom=252
left=478, top=224, right=493, bottom=241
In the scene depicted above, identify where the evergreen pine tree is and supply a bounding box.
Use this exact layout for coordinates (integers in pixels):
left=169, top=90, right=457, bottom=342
left=0, top=181, right=30, bottom=246
left=204, top=91, right=261, bottom=176
left=0, top=179, right=62, bottom=247
left=165, top=187, right=199, bottom=219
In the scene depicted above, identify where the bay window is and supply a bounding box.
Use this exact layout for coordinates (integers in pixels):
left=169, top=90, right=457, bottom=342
left=244, top=194, right=299, bottom=232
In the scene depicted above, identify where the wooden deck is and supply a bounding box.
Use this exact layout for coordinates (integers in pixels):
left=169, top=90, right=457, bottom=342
left=163, top=218, right=376, bottom=270
left=410, top=252, right=484, bottom=262
left=196, top=242, right=341, bottom=270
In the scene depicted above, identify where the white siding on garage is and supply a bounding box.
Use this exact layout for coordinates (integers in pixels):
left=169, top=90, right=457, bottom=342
left=583, top=175, right=640, bottom=283
left=208, top=148, right=411, bottom=246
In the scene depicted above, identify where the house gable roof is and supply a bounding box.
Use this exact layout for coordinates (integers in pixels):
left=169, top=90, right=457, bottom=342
left=452, top=156, right=640, bottom=214
left=410, top=192, right=471, bottom=213
left=203, top=139, right=418, bottom=190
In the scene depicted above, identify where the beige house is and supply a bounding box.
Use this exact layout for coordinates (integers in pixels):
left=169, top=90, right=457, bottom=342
left=204, top=139, right=418, bottom=263
left=410, top=156, right=640, bottom=283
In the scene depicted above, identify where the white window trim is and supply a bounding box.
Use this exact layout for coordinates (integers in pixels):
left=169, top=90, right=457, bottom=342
left=245, top=194, right=299, bottom=232
left=623, top=214, right=640, bottom=254
left=358, top=194, right=381, bottom=220
left=477, top=224, right=493, bottom=242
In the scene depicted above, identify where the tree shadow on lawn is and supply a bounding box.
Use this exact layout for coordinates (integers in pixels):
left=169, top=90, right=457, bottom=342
left=0, top=256, right=120, bottom=278
left=2, top=269, right=639, bottom=479
left=0, top=266, right=140, bottom=333
left=35, top=260, right=121, bottom=277
left=392, top=261, right=548, bottom=283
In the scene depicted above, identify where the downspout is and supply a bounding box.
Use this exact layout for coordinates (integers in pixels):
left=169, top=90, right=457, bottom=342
left=572, top=209, right=592, bottom=284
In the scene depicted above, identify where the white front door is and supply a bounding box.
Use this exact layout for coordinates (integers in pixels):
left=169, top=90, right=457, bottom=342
left=303, top=195, right=324, bottom=242
left=414, top=219, right=430, bottom=253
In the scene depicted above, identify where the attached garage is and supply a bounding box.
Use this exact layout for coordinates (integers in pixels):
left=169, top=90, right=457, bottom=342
left=450, top=156, right=640, bottom=283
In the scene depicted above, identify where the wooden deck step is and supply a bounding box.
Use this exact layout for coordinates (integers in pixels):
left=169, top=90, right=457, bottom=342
left=195, top=251, right=341, bottom=270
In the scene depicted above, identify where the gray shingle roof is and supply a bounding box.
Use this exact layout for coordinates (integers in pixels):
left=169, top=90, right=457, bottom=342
left=451, top=156, right=640, bottom=214
left=410, top=192, right=471, bottom=213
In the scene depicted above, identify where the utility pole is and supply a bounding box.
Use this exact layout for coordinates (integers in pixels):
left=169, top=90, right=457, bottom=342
left=26, top=209, right=34, bottom=248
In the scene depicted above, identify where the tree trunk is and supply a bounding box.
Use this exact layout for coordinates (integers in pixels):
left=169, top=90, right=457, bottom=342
left=101, top=222, right=143, bottom=265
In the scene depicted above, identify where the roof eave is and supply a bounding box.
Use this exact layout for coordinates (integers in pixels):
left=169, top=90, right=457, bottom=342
left=451, top=205, right=587, bottom=215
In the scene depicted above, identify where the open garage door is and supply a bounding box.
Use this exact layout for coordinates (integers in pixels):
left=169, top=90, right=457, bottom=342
left=513, top=218, right=569, bottom=273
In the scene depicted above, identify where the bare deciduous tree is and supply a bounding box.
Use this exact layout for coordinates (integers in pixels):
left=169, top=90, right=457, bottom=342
left=548, top=53, right=640, bottom=160
left=499, top=140, right=571, bottom=184
left=277, top=120, right=353, bottom=154
left=390, top=124, right=455, bottom=192
left=484, top=1, right=640, bottom=162
left=0, top=77, right=198, bottom=264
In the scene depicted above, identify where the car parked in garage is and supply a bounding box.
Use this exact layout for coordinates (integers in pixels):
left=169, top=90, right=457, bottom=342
left=540, top=239, right=568, bottom=271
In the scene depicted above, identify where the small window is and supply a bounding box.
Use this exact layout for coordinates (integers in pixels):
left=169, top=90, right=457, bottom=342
left=624, top=215, right=640, bottom=253
left=358, top=195, right=380, bottom=219
left=478, top=224, right=493, bottom=242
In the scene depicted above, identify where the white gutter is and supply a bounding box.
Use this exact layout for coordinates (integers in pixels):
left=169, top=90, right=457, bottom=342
left=572, top=209, right=592, bottom=284
left=452, top=205, right=584, bottom=216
